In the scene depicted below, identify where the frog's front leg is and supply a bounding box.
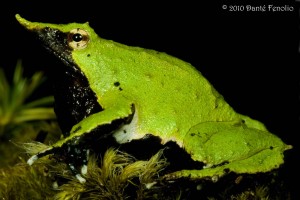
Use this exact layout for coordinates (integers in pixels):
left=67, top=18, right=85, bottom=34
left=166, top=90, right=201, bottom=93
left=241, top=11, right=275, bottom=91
left=63, top=138, right=90, bottom=183
left=165, top=121, right=290, bottom=181
left=27, top=103, right=134, bottom=183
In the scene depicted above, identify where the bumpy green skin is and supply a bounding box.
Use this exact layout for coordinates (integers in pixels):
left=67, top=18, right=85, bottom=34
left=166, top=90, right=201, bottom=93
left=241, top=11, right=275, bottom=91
left=16, top=14, right=291, bottom=181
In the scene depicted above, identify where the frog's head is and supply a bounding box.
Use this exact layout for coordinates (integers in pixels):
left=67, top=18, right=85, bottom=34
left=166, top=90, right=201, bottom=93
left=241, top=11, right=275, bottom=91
left=16, top=14, right=104, bottom=135
left=16, top=14, right=97, bottom=74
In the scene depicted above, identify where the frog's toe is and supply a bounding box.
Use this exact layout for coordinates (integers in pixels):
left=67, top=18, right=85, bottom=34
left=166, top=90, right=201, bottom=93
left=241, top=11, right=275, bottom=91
left=76, top=174, right=86, bottom=183
left=81, top=149, right=89, bottom=175
left=27, top=147, right=54, bottom=165
left=81, top=164, right=88, bottom=175
left=27, top=154, right=39, bottom=165
left=68, top=162, right=87, bottom=183
left=65, top=147, right=90, bottom=182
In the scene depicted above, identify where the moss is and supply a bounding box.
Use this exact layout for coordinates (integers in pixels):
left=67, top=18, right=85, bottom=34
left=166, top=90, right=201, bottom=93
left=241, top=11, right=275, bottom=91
left=53, top=148, right=168, bottom=200
left=0, top=140, right=292, bottom=200
left=0, top=159, right=55, bottom=200
left=0, top=61, right=57, bottom=167
left=0, top=146, right=171, bottom=199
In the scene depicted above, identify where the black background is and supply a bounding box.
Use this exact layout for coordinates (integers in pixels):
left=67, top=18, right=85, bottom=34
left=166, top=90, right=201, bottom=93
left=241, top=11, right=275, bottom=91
left=2, top=1, right=299, bottom=198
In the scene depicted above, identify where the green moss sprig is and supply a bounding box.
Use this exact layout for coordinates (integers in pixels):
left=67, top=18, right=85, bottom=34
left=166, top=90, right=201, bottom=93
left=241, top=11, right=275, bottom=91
left=0, top=60, right=56, bottom=137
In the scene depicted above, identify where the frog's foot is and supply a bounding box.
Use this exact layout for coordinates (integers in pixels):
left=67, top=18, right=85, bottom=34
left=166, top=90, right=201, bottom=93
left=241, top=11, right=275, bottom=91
left=68, top=161, right=87, bottom=184
left=27, top=143, right=90, bottom=183
left=64, top=145, right=90, bottom=183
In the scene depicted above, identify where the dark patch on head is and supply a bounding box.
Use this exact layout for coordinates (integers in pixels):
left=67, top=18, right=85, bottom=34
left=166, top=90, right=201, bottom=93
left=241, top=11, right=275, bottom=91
left=34, top=27, right=103, bottom=136
left=190, top=133, right=196, bottom=136
left=87, top=54, right=91, bottom=57
left=36, top=27, right=75, bottom=71
left=270, top=146, right=274, bottom=150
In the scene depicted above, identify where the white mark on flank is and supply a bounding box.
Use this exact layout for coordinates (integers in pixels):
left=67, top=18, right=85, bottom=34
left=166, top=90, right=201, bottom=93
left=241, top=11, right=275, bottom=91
left=113, top=111, right=143, bottom=143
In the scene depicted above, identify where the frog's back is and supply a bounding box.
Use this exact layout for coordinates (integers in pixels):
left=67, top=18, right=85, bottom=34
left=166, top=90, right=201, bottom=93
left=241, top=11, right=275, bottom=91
left=111, top=43, right=242, bottom=141
left=79, top=38, right=242, bottom=143
left=143, top=51, right=239, bottom=135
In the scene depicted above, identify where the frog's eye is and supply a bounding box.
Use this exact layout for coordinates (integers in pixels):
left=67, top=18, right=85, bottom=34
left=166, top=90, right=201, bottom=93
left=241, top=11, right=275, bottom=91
left=68, top=28, right=90, bottom=50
